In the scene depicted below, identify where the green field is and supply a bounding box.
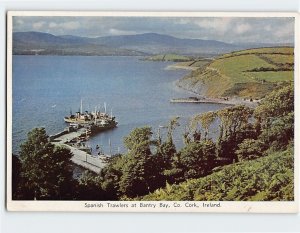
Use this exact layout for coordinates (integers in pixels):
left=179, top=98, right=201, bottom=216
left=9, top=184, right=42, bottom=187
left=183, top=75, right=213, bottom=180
left=262, top=54, right=294, bottom=64
left=220, top=47, right=294, bottom=58
left=178, top=47, right=294, bottom=98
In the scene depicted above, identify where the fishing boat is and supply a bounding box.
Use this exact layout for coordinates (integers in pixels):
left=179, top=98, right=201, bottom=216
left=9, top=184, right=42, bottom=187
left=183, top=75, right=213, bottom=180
left=64, top=100, right=118, bottom=133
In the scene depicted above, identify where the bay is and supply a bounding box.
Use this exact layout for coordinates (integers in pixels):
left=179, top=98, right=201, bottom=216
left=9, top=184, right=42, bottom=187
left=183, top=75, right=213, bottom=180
left=12, top=55, right=226, bottom=155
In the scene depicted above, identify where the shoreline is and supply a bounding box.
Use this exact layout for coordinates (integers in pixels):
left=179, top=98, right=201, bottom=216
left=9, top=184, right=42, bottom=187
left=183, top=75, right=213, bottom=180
left=165, top=64, right=199, bottom=71
left=169, top=64, right=259, bottom=108
left=170, top=97, right=259, bottom=108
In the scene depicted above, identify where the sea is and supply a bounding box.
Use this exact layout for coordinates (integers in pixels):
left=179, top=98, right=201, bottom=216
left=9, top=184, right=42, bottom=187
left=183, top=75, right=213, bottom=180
left=12, top=55, right=227, bottom=155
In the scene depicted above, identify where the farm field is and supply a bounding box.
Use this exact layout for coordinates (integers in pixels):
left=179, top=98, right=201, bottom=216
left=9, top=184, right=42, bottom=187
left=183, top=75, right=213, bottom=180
left=177, top=47, right=294, bottom=98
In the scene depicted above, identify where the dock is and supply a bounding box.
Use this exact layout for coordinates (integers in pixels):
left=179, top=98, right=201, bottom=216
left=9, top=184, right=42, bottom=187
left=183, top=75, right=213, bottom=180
left=51, top=128, right=108, bottom=174
left=170, top=97, right=259, bottom=108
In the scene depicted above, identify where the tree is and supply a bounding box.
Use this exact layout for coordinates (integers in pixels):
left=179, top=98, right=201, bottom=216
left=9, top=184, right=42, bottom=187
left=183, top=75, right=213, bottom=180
left=258, top=112, right=294, bottom=150
left=12, top=155, right=22, bottom=200
left=119, top=127, right=156, bottom=198
left=216, top=105, right=254, bottom=162
left=176, top=140, right=217, bottom=180
left=236, top=139, right=263, bottom=161
left=192, top=111, right=217, bottom=140
left=19, top=128, right=74, bottom=200
left=100, top=155, right=125, bottom=200
left=77, top=171, right=106, bottom=200
left=255, top=84, right=294, bottom=123
left=166, top=117, right=180, bottom=144
left=254, top=84, right=294, bottom=151
left=123, top=126, right=153, bottom=151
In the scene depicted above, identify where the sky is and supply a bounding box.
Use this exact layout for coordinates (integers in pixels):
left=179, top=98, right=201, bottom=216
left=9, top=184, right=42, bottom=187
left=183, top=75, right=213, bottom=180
left=13, top=16, right=295, bottom=44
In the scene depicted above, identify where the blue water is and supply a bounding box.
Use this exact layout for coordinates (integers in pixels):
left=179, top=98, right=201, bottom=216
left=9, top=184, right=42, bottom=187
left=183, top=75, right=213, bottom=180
left=12, top=55, right=226, bottom=155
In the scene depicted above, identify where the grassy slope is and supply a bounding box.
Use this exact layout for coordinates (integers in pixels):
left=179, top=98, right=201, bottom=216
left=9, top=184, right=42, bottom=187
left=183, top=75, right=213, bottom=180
left=140, top=147, right=294, bottom=201
left=177, top=47, right=294, bottom=98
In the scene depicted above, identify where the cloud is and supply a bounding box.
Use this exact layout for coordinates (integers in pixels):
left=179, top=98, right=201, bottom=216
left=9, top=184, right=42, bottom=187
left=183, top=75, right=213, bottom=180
left=16, top=19, right=24, bottom=25
left=274, top=23, right=294, bottom=38
left=195, top=18, right=233, bottom=32
left=47, top=21, right=80, bottom=30
left=264, top=25, right=272, bottom=31
left=235, top=23, right=252, bottom=34
left=49, top=22, right=57, bottom=28
left=109, top=28, right=137, bottom=35
left=32, top=21, right=46, bottom=30
left=12, top=16, right=295, bottom=44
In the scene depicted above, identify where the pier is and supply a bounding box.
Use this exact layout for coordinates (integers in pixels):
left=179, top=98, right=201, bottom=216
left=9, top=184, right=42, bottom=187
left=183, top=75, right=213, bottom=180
left=170, top=97, right=259, bottom=108
left=51, top=128, right=108, bottom=174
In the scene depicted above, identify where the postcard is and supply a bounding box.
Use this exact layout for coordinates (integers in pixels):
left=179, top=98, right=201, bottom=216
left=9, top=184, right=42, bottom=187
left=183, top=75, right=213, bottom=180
left=6, top=11, right=299, bottom=212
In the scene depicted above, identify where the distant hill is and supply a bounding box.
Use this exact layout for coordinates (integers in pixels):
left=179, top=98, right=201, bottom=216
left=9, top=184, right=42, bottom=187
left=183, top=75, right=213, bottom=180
left=12, top=31, right=288, bottom=56
left=88, top=32, right=241, bottom=55
left=177, top=47, right=294, bottom=99
left=13, top=31, right=147, bottom=56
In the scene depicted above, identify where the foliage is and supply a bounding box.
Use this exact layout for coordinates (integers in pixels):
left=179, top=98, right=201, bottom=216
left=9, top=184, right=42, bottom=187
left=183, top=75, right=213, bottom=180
left=77, top=171, right=106, bottom=200
left=255, top=84, right=294, bottom=150
left=216, top=105, right=255, bottom=162
left=140, top=147, right=294, bottom=201
left=17, top=128, right=75, bottom=200
left=123, top=126, right=153, bottom=151
left=117, top=127, right=159, bottom=198
left=99, top=155, right=124, bottom=199
left=190, top=111, right=216, bottom=140
left=12, top=155, right=22, bottom=200
left=175, top=140, right=217, bottom=180
left=236, top=139, right=263, bottom=161
left=255, top=84, right=294, bottom=120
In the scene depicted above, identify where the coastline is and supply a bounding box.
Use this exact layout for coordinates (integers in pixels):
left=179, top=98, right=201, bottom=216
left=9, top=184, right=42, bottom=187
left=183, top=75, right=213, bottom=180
left=170, top=97, right=259, bottom=108
left=165, top=64, right=199, bottom=71
left=170, top=64, right=259, bottom=108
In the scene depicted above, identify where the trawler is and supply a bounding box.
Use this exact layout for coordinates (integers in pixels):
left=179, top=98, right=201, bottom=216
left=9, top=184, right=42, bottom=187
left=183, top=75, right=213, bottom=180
left=64, top=100, right=118, bottom=133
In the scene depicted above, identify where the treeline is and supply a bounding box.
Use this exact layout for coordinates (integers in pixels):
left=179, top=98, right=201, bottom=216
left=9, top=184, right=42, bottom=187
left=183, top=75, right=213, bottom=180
left=12, top=84, right=294, bottom=200
left=245, top=65, right=293, bottom=72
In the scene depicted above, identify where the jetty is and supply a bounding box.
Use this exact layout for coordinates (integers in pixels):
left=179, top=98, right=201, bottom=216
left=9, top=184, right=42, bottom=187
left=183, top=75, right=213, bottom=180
left=170, top=96, right=259, bottom=108
left=50, top=127, right=108, bottom=174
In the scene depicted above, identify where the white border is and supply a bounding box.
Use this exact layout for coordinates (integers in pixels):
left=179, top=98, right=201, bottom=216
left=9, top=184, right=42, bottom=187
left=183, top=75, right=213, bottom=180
left=6, top=11, right=299, bottom=213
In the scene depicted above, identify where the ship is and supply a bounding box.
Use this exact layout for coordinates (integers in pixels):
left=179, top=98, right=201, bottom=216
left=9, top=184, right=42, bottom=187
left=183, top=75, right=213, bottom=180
left=64, top=100, right=118, bottom=133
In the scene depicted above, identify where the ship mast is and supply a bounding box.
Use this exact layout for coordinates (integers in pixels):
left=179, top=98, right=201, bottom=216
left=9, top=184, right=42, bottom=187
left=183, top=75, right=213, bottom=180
left=80, top=99, right=83, bottom=114
left=104, top=102, right=107, bottom=114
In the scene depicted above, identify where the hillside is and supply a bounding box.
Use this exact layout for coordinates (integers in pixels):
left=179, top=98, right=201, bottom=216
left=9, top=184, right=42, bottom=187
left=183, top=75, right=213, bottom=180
left=177, top=47, right=294, bottom=99
left=13, top=31, right=289, bottom=56
left=13, top=31, right=147, bottom=56
left=13, top=31, right=240, bottom=56
left=139, top=147, right=294, bottom=201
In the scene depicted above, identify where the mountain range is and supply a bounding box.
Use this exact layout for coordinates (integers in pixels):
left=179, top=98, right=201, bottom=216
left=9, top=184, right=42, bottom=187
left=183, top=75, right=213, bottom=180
left=12, top=31, right=292, bottom=56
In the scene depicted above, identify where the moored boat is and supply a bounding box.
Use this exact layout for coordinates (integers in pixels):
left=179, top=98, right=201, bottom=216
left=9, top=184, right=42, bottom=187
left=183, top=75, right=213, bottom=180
left=64, top=100, right=118, bottom=133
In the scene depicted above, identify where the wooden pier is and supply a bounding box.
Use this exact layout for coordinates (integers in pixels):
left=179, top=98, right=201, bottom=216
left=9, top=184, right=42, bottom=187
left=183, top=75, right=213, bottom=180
left=51, top=128, right=108, bottom=173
